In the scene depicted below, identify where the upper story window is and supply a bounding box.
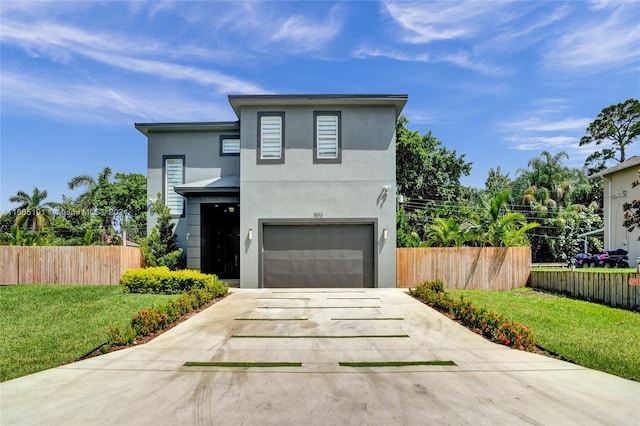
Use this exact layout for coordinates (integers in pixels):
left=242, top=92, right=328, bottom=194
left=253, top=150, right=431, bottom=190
left=220, top=135, right=240, bottom=156
left=257, top=112, right=285, bottom=164
left=164, top=155, right=185, bottom=216
left=314, top=111, right=341, bottom=163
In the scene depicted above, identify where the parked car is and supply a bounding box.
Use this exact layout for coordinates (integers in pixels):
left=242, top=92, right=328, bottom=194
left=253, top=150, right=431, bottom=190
left=569, top=253, right=596, bottom=268
left=593, top=249, right=630, bottom=268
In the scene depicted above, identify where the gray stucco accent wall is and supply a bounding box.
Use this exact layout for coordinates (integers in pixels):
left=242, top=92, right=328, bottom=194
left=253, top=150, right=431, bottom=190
left=146, top=128, right=240, bottom=255
left=239, top=104, right=397, bottom=288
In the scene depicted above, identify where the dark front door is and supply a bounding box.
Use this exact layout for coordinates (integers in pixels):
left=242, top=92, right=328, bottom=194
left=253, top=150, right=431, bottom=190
left=201, top=203, right=240, bottom=279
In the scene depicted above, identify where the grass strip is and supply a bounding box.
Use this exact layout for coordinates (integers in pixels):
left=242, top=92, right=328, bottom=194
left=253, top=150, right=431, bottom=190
left=235, top=318, right=308, bottom=321
left=326, top=297, right=380, bottom=300
left=184, top=362, right=302, bottom=367
left=231, top=334, right=409, bottom=338
left=258, top=306, right=380, bottom=309
left=340, top=361, right=456, bottom=367
left=272, top=291, right=366, bottom=293
left=332, top=317, right=404, bottom=321
left=257, top=297, right=310, bottom=300
left=448, top=288, right=640, bottom=381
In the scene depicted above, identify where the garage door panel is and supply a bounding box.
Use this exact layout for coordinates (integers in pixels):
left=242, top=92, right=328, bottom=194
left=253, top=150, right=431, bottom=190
left=263, top=224, right=374, bottom=288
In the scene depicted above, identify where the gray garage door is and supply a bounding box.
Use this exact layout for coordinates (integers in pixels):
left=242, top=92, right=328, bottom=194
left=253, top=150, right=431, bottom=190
left=262, top=224, right=374, bottom=288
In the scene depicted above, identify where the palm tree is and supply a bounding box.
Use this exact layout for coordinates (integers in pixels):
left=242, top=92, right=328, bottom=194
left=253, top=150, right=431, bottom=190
left=480, top=191, right=539, bottom=247
left=9, top=187, right=55, bottom=232
left=68, top=167, right=113, bottom=243
left=68, top=166, right=112, bottom=211
left=424, top=217, right=475, bottom=247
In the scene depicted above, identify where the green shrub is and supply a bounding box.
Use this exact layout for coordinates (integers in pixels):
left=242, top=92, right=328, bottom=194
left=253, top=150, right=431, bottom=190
left=409, top=279, right=451, bottom=310
left=108, top=277, right=228, bottom=346
left=106, top=325, right=136, bottom=346
left=120, top=267, right=227, bottom=295
left=410, top=280, right=536, bottom=351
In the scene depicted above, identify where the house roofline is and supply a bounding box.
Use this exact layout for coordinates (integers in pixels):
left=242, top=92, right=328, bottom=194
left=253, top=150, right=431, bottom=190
left=589, top=155, right=640, bottom=179
left=228, top=94, right=408, bottom=119
left=134, top=121, right=239, bottom=136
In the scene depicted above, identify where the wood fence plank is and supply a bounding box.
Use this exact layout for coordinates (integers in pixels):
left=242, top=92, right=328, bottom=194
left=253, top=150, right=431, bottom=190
left=0, top=246, right=142, bottom=285
left=528, top=270, right=640, bottom=311
left=396, top=247, right=530, bottom=290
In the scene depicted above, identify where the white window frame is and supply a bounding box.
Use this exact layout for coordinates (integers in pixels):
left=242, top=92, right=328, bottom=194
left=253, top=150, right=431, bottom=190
left=258, top=112, right=285, bottom=164
left=314, top=111, right=341, bottom=163
left=163, top=156, right=184, bottom=217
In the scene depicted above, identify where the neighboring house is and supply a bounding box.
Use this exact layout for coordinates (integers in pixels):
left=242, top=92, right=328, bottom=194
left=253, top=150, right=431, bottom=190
left=591, top=156, right=640, bottom=267
left=136, top=94, right=408, bottom=288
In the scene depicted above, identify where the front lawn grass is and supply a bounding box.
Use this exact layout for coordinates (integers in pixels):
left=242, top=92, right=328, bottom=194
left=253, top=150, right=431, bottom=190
left=0, top=285, right=174, bottom=382
left=448, top=287, right=640, bottom=381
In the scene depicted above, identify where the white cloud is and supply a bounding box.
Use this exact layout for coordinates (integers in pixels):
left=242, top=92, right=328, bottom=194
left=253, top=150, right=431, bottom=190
left=499, top=102, right=594, bottom=165
left=502, top=117, right=592, bottom=133
left=1, top=71, right=234, bottom=124
left=436, top=51, right=508, bottom=76
left=270, top=7, right=343, bottom=52
left=352, top=46, right=430, bottom=62
left=510, top=136, right=578, bottom=151
left=383, top=1, right=503, bottom=44
left=1, top=19, right=267, bottom=94
left=544, top=3, right=640, bottom=70
left=353, top=46, right=506, bottom=76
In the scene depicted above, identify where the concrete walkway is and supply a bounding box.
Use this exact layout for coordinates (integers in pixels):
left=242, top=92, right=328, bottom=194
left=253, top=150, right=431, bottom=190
left=1, top=289, right=638, bottom=425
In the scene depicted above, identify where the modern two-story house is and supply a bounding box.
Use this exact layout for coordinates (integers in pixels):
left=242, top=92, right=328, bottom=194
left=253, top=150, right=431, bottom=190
left=136, top=94, right=408, bottom=288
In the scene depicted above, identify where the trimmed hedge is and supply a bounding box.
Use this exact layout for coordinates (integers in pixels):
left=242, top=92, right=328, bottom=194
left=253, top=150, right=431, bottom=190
left=121, top=267, right=225, bottom=295
left=108, top=272, right=229, bottom=346
left=410, top=280, right=535, bottom=351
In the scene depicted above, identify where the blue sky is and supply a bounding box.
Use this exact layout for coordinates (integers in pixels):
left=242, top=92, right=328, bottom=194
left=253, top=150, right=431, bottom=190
left=1, top=0, right=639, bottom=211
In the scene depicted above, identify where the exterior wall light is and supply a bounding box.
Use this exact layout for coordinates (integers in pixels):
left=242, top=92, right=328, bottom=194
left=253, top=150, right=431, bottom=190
left=383, top=228, right=388, bottom=240
left=248, top=229, right=253, bottom=241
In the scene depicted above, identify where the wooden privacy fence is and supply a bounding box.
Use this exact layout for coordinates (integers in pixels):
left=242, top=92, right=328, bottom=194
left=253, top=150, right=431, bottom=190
left=397, top=247, right=531, bottom=290
left=0, top=246, right=143, bottom=285
left=528, top=271, right=640, bottom=311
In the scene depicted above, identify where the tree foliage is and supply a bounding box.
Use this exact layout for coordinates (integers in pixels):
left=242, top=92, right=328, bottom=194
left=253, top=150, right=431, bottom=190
left=580, top=98, right=640, bottom=174
left=8, top=187, right=55, bottom=232
left=68, top=168, right=147, bottom=244
left=484, top=166, right=512, bottom=199
left=2, top=167, right=147, bottom=246
left=140, top=195, right=184, bottom=270
left=622, top=168, right=640, bottom=240
left=396, top=116, right=472, bottom=204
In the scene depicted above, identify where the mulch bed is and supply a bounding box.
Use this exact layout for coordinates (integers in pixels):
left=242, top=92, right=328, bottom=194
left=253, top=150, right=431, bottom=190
left=408, top=294, right=553, bottom=358
left=77, top=295, right=228, bottom=361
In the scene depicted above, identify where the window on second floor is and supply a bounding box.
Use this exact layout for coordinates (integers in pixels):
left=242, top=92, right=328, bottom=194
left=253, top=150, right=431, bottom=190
left=164, top=156, right=184, bottom=216
left=220, top=135, right=240, bottom=156
left=258, top=112, right=285, bottom=164
left=314, top=111, right=341, bottom=163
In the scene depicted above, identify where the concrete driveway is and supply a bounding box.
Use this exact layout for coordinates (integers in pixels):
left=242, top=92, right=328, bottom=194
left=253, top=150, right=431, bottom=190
left=1, top=288, right=638, bottom=425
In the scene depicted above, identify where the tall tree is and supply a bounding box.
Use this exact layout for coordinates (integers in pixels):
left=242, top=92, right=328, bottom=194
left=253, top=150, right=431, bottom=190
left=68, top=167, right=147, bottom=243
left=141, top=195, right=183, bottom=270
left=580, top=99, right=640, bottom=174
left=396, top=116, right=472, bottom=204
left=68, top=166, right=112, bottom=211
left=9, top=187, right=55, bottom=232
left=104, top=172, right=147, bottom=242
left=484, top=166, right=512, bottom=199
